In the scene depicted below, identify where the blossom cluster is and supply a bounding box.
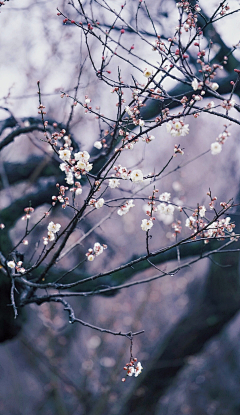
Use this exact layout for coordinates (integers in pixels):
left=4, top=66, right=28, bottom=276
left=43, top=221, right=61, bottom=245
left=118, top=199, right=135, bottom=216
left=86, top=242, right=107, bottom=261
left=7, top=260, right=25, bottom=273
left=211, top=126, right=231, bottom=155
left=122, top=358, right=143, bottom=381
left=113, top=165, right=144, bottom=183
left=21, top=206, right=34, bottom=221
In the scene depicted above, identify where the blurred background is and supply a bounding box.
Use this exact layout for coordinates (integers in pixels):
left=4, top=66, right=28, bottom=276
left=1, top=0, right=240, bottom=414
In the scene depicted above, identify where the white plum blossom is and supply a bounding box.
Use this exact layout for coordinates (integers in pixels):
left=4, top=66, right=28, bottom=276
left=119, top=166, right=129, bottom=180
left=148, top=135, right=155, bottom=141
left=127, top=366, right=135, bottom=377
left=165, top=204, right=175, bottom=215
left=75, top=188, right=82, bottom=195
left=117, top=200, right=135, bottom=216
left=59, top=163, right=67, bottom=172
left=109, top=178, right=120, bottom=188
left=94, top=141, right=102, bottom=149
left=166, top=120, right=189, bottom=137
left=199, top=206, right=206, bottom=217
left=141, top=218, right=153, bottom=231
left=125, top=106, right=132, bottom=116
left=88, top=254, right=94, bottom=261
left=48, top=231, right=55, bottom=242
left=139, top=119, right=145, bottom=127
left=65, top=172, right=74, bottom=185
left=130, top=169, right=144, bottom=183
left=191, top=78, right=199, bottom=91
left=95, top=198, right=104, bottom=209
left=7, top=261, right=15, bottom=269
left=59, top=149, right=71, bottom=161
left=185, top=216, right=196, bottom=229
left=135, top=362, right=143, bottom=377
left=93, top=242, right=104, bottom=256
left=211, top=82, right=219, bottom=91
left=159, top=192, right=171, bottom=202
left=74, top=150, right=90, bottom=161
left=143, top=68, right=153, bottom=78
left=211, top=142, right=222, bottom=155
left=158, top=203, right=167, bottom=214
left=47, top=221, right=61, bottom=233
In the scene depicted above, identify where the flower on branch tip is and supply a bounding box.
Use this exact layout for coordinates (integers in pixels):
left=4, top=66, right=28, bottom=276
left=117, top=200, right=135, bottom=216
left=211, top=142, right=222, bottom=155
left=130, top=169, right=144, bottom=183
left=141, top=218, right=153, bottom=231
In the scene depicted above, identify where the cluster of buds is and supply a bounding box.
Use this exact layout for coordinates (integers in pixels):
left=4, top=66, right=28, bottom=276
left=207, top=192, right=217, bottom=211
left=21, top=206, right=34, bottom=221
left=183, top=10, right=198, bottom=32
left=174, top=144, right=184, bottom=156
left=122, top=358, right=143, bottom=381
left=86, top=242, right=107, bottom=261
left=220, top=3, right=230, bottom=16
left=118, top=199, right=135, bottom=216
left=52, top=184, right=69, bottom=209
left=124, top=96, right=145, bottom=127
left=151, top=36, right=166, bottom=53
left=38, top=104, right=46, bottom=115
left=142, top=134, right=155, bottom=144
left=172, top=220, right=182, bottom=237
left=69, top=181, right=82, bottom=196
left=50, top=129, right=67, bottom=145
left=176, top=1, right=191, bottom=12
left=203, top=217, right=236, bottom=242
left=155, top=107, right=170, bottom=123
left=7, top=260, right=25, bottom=273
left=211, top=125, right=231, bottom=155
left=114, top=165, right=130, bottom=180
left=221, top=99, right=235, bottom=110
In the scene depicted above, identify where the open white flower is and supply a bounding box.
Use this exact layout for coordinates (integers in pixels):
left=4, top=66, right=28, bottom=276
left=185, top=216, right=195, bottom=229
left=47, top=221, right=61, bottom=233
left=135, top=362, right=143, bottom=377
left=59, top=149, right=71, bottom=161
left=211, top=142, right=222, bottom=155
left=117, top=200, right=135, bottom=216
left=191, top=78, right=199, bottom=91
left=74, top=151, right=90, bottom=161
left=7, top=260, right=15, bottom=269
left=143, top=68, right=153, bottom=78
left=130, top=169, right=144, bottom=183
left=159, top=192, right=171, bottom=202
left=211, top=82, right=219, bottom=91
left=199, top=206, right=206, bottom=217
left=141, top=218, right=153, bottom=231
left=109, top=178, right=120, bottom=188
left=95, top=198, right=104, bottom=209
